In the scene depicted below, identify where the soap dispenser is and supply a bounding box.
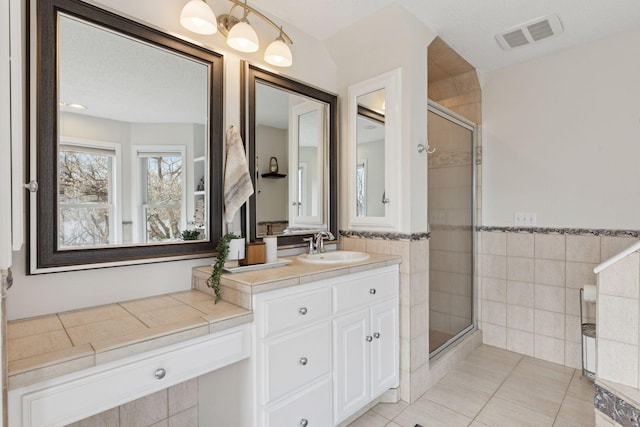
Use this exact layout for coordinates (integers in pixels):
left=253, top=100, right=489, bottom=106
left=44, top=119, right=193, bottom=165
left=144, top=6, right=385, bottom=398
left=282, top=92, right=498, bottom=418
left=264, top=224, right=277, bottom=263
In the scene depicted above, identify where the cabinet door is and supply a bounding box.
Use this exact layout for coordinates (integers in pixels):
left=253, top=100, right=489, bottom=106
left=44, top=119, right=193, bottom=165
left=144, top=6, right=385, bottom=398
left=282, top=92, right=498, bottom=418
left=370, top=298, right=399, bottom=398
left=333, top=308, right=369, bottom=425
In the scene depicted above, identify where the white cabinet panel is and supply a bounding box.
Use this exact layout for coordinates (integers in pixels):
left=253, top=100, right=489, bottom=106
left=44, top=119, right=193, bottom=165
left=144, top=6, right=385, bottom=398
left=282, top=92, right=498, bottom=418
left=333, top=309, right=370, bottom=423
left=371, top=298, right=399, bottom=397
left=265, top=379, right=331, bottom=427
left=264, top=322, right=330, bottom=404
left=333, top=271, right=397, bottom=314
left=260, top=286, right=330, bottom=338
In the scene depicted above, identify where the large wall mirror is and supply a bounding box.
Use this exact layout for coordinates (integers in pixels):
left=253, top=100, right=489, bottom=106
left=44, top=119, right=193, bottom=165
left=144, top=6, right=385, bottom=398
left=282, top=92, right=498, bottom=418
left=30, top=0, right=223, bottom=272
left=244, top=64, right=337, bottom=246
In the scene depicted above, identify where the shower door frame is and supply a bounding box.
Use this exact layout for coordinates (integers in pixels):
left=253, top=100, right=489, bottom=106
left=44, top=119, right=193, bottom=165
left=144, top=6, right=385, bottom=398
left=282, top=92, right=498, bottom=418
left=427, top=100, right=478, bottom=360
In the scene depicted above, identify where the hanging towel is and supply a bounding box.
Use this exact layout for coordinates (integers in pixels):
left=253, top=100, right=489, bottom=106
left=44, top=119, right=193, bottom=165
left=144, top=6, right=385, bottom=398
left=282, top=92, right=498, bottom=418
left=224, top=126, right=254, bottom=224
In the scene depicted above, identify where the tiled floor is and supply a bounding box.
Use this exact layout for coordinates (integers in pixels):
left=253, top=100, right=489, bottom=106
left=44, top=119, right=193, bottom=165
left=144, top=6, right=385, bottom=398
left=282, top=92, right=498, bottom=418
left=349, top=345, right=595, bottom=427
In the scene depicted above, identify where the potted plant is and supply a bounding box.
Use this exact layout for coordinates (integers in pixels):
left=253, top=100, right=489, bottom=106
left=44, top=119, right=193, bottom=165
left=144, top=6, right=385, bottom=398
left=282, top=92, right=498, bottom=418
left=180, top=229, right=200, bottom=240
left=207, top=232, right=242, bottom=303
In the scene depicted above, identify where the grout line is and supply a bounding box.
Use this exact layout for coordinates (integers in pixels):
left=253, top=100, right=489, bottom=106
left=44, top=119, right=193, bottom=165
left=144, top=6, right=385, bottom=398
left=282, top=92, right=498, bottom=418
left=551, top=367, right=577, bottom=425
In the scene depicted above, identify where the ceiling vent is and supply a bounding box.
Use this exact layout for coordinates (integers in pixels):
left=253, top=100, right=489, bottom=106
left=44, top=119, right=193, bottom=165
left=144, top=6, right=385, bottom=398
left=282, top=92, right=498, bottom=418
left=496, top=14, right=563, bottom=50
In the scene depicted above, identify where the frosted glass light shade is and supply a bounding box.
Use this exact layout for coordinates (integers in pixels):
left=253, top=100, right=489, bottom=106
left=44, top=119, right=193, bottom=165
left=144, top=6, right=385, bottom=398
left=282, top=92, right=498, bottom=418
left=264, top=39, right=292, bottom=67
left=227, top=21, right=259, bottom=52
left=180, top=0, right=217, bottom=35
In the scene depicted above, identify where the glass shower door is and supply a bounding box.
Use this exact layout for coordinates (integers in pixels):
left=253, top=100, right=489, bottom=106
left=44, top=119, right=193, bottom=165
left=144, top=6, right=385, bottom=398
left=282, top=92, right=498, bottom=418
left=427, top=104, right=475, bottom=356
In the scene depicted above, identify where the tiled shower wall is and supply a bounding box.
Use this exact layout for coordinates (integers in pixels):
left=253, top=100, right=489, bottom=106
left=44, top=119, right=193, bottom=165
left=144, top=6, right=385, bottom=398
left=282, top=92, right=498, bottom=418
left=66, top=378, right=198, bottom=427
left=479, top=230, right=639, bottom=368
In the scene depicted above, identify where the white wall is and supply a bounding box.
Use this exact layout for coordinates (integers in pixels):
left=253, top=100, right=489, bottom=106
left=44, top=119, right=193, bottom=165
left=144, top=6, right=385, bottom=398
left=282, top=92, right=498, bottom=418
left=326, top=3, right=435, bottom=233
left=256, top=125, right=288, bottom=223
left=482, top=27, right=640, bottom=229
left=9, top=0, right=337, bottom=320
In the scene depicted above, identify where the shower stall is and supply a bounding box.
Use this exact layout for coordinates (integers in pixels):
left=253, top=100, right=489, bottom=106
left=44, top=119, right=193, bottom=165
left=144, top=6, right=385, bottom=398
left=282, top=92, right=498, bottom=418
left=427, top=101, right=476, bottom=357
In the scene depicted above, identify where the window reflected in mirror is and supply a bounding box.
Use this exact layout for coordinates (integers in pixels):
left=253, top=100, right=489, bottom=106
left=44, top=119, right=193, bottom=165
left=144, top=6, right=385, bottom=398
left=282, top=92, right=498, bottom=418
left=355, top=89, right=385, bottom=218
left=57, top=13, right=209, bottom=248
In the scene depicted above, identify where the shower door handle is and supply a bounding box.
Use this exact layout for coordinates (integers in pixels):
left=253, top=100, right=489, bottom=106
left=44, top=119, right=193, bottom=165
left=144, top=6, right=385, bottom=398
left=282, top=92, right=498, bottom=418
left=381, top=191, right=390, bottom=204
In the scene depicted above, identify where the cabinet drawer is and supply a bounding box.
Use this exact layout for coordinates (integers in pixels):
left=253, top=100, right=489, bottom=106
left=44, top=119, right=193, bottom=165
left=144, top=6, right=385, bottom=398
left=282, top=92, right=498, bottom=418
left=265, top=378, right=331, bottom=427
left=333, top=271, right=398, bottom=314
left=260, top=286, right=330, bottom=338
left=13, top=325, right=250, bottom=427
left=264, top=322, right=330, bottom=403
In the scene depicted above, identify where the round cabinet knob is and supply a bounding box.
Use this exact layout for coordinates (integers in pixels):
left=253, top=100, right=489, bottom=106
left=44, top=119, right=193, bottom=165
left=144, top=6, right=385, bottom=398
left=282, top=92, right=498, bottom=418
left=299, top=357, right=308, bottom=366
left=154, top=368, right=166, bottom=380
left=366, top=335, right=373, bottom=342
left=373, top=332, right=381, bottom=339
left=300, top=419, right=309, bottom=427
left=298, top=307, right=308, bottom=315
left=369, top=288, right=376, bottom=295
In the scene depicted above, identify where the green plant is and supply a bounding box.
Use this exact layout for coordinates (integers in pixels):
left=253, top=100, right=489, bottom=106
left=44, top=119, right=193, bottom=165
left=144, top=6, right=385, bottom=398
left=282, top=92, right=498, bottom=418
left=181, top=229, right=200, bottom=240
left=207, top=232, right=240, bottom=303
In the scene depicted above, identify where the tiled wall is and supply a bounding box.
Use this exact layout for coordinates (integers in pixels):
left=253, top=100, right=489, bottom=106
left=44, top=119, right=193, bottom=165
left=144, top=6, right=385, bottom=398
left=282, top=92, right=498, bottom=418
left=66, top=378, right=198, bottom=427
left=597, top=251, right=640, bottom=389
left=479, top=230, right=638, bottom=369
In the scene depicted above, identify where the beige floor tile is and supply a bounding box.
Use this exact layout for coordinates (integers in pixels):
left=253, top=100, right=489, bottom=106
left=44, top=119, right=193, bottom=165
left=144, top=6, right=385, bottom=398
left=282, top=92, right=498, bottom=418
left=347, top=410, right=389, bottom=427
left=58, top=304, right=131, bottom=328
left=555, top=395, right=595, bottom=427
left=476, top=396, right=554, bottom=427
left=66, top=316, right=147, bottom=345
left=566, top=371, right=595, bottom=403
left=510, top=359, right=574, bottom=391
left=421, top=377, right=492, bottom=418
left=393, top=399, right=472, bottom=427
left=445, top=360, right=507, bottom=394
left=8, top=329, right=73, bottom=361
left=120, top=295, right=182, bottom=315
left=469, top=422, right=490, bottom=427
left=385, top=422, right=402, bottom=427
left=495, top=374, right=566, bottom=418
left=464, top=347, right=520, bottom=377
left=371, top=400, right=409, bottom=420
left=7, top=315, right=63, bottom=340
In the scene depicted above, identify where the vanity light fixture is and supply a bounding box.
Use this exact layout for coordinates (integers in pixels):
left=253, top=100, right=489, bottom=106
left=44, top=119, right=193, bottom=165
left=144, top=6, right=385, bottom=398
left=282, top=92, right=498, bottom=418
left=180, top=0, right=218, bottom=35
left=180, top=0, right=293, bottom=67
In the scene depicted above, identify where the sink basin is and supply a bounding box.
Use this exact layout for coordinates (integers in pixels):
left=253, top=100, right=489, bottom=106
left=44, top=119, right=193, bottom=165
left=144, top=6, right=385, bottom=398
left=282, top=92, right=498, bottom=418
left=297, top=250, right=370, bottom=264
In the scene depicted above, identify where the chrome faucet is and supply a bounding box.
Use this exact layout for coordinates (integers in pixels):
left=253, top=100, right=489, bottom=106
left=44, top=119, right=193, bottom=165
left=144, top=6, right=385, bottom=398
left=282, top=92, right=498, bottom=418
left=314, top=231, right=335, bottom=254
left=302, top=231, right=335, bottom=255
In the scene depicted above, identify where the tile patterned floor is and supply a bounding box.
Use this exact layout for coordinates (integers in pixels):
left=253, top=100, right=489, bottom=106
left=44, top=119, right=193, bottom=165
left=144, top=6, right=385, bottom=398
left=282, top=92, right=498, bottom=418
left=349, top=345, right=595, bottom=427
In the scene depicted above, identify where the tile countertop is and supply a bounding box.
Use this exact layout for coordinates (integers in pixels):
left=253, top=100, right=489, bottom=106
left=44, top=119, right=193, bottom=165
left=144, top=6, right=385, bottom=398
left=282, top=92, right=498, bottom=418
left=193, top=253, right=402, bottom=310
left=7, top=290, right=252, bottom=390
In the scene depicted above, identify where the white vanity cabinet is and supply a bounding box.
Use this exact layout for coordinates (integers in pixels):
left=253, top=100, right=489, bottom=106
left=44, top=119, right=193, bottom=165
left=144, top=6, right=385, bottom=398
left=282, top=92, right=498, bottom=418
left=8, top=324, right=251, bottom=427
left=252, top=265, right=399, bottom=427
left=332, top=271, right=399, bottom=425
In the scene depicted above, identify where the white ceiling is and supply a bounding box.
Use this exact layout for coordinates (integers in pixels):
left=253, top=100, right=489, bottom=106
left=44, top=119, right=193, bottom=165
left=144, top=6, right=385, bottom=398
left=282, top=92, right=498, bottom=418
left=254, top=0, right=640, bottom=71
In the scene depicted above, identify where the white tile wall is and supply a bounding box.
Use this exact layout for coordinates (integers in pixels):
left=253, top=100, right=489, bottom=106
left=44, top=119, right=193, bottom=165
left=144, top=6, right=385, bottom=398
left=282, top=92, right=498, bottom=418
left=480, top=230, right=639, bottom=371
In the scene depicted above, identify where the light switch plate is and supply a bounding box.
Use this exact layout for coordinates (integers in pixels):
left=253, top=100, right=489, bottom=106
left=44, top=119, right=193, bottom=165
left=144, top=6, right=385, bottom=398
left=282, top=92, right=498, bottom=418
left=514, top=212, right=537, bottom=226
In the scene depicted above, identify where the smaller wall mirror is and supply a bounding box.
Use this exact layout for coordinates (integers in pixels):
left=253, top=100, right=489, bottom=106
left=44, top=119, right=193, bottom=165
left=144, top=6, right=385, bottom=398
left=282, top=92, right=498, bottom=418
left=348, top=69, right=401, bottom=231
left=245, top=64, right=337, bottom=246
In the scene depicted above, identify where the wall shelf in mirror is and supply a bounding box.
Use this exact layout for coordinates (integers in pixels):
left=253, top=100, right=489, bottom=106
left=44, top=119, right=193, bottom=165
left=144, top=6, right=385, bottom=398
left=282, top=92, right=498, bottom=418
left=261, top=173, right=287, bottom=179
left=29, top=0, right=224, bottom=273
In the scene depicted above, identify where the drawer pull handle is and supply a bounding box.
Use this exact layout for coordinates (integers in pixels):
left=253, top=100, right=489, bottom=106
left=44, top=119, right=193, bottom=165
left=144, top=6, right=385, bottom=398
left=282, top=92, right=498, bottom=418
left=366, top=335, right=373, bottom=342
left=299, top=357, right=308, bottom=366
left=300, top=419, right=309, bottom=427
left=154, top=368, right=166, bottom=380
left=369, top=288, right=376, bottom=295
left=373, top=332, right=381, bottom=339
left=299, top=307, right=308, bottom=315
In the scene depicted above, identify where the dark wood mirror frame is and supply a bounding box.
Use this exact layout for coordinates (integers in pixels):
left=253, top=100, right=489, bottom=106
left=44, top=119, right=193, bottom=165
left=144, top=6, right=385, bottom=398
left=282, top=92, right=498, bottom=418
left=243, top=64, right=338, bottom=247
left=31, top=0, right=224, bottom=271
